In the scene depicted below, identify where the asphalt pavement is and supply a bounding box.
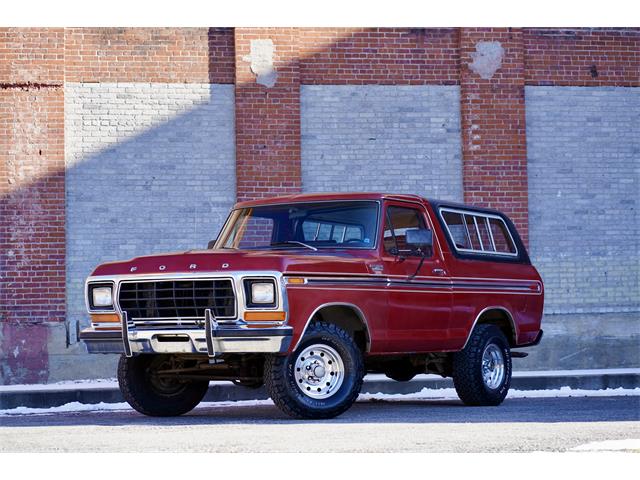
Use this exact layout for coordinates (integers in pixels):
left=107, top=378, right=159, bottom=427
left=1, top=396, right=638, bottom=452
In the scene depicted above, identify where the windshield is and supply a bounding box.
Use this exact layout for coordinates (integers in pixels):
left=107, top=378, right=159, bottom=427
left=216, top=201, right=379, bottom=250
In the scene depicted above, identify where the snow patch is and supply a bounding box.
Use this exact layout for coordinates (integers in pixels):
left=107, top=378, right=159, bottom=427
left=0, top=402, right=131, bottom=416
left=572, top=439, right=640, bottom=452
left=509, top=386, right=640, bottom=398
left=359, top=386, right=640, bottom=402
left=0, top=399, right=274, bottom=417
left=512, top=368, right=640, bottom=377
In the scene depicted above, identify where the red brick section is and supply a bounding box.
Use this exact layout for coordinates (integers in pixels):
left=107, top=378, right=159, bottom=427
left=0, top=28, right=65, bottom=383
left=0, top=28, right=64, bottom=85
left=459, top=28, right=529, bottom=245
left=234, top=28, right=302, bottom=201
left=524, top=28, right=640, bottom=87
left=300, top=28, right=460, bottom=85
left=65, top=28, right=235, bottom=84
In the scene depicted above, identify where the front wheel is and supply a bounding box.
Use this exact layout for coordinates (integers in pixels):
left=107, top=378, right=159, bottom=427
left=117, top=354, right=209, bottom=417
left=264, top=321, right=364, bottom=419
left=452, top=325, right=512, bottom=406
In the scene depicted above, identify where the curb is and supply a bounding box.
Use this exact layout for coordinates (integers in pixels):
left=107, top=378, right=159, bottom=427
left=1, top=371, right=638, bottom=410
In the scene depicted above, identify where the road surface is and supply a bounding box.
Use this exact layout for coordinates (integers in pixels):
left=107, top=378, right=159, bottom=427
left=1, top=396, right=638, bottom=452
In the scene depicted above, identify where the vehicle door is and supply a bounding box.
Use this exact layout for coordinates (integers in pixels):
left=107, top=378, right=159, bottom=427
left=380, top=201, right=452, bottom=352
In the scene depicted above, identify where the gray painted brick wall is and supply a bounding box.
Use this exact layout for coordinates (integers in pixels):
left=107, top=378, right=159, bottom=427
left=526, top=86, right=639, bottom=314
left=65, top=83, right=236, bottom=332
left=301, top=85, right=463, bottom=201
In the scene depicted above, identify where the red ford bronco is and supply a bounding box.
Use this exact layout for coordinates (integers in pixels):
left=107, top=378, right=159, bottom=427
left=81, top=193, right=544, bottom=419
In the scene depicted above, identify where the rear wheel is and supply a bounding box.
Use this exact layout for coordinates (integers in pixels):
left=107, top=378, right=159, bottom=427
left=117, top=354, right=209, bottom=417
left=264, top=321, right=364, bottom=419
left=452, top=325, right=512, bottom=406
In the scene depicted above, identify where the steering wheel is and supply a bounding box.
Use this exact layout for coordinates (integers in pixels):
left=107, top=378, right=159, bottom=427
left=343, top=238, right=363, bottom=244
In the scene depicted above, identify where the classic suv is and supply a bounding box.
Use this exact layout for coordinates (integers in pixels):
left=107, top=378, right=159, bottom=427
left=80, top=193, right=544, bottom=419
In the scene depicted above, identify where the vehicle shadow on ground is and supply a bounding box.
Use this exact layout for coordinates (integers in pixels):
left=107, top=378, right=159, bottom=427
left=1, top=396, right=638, bottom=428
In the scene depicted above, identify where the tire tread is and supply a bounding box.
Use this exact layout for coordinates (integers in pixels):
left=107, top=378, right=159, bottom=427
left=452, top=324, right=512, bottom=406
left=117, top=354, right=208, bottom=417
left=265, top=321, right=364, bottom=419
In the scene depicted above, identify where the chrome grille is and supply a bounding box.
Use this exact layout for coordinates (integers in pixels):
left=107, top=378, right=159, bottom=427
left=118, top=279, right=236, bottom=325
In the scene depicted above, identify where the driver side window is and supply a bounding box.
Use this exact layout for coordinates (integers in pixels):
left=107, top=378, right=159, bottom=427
left=383, top=206, right=432, bottom=257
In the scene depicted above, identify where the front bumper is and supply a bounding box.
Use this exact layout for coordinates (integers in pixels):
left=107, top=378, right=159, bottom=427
left=80, top=311, right=292, bottom=356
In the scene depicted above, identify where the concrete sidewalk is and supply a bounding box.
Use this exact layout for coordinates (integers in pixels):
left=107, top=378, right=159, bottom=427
left=1, top=368, right=638, bottom=410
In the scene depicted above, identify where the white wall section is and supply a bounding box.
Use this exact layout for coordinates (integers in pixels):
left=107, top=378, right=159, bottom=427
left=65, top=83, right=236, bottom=331
left=526, top=86, right=639, bottom=314
left=301, top=85, right=463, bottom=202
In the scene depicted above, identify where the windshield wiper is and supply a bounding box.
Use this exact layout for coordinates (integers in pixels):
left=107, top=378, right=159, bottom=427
left=270, top=241, right=318, bottom=251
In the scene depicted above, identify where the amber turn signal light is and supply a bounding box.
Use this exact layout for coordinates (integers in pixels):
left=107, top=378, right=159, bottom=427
left=243, top=311, right=286, bottom=322
left=90, top=313, right=120, bottom=323
left=286, top=277, right=305, bottom=284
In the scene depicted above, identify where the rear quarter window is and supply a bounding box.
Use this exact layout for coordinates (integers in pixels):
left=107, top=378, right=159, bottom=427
left=440, top=208, right=517, bottom=257
left=489, top=217, right=517, bottom=254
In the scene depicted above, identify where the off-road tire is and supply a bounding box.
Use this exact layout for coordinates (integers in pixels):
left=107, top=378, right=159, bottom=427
left=264, top=321, right=364, bottom=419
left=117, top=354, right=209, bottom=417
left=452, top=324, right=512, bottom=406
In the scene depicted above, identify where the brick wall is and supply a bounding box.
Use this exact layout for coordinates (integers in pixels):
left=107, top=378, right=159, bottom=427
left=526, top=86, right=640, bottom=313
left=234, top=28, right=302, bottom=201
left=0, top=28, right=64, bottom=85
left=299, top=28, right=459, bottom=85
left=301, top=85, right=462, bottom=200
left=0, top=28, right=65, bottom=383
left=459, top=28, right=529, bottom=245
left=524, top=28, right=640, bottom=87
left=65, top=28, right=234, bottom=84
left=1, top=27, right=639, bottom=382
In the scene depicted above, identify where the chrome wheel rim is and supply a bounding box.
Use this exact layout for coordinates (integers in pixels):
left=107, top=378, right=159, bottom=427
left=481, top=344, right=505, bottom=390
left=294, top=344, right=344, bottom=399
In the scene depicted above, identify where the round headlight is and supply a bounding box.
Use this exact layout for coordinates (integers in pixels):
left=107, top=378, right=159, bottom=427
left=92, top=286, right=113, bottom=307
left=250, top=282, right=275, bottom=304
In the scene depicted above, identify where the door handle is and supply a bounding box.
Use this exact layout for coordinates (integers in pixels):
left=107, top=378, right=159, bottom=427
left=432, top=268, right=446, bottom=276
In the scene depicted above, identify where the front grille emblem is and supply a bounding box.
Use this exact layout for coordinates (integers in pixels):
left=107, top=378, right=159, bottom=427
left=159, top=265, right=166, bottom=271
left=222, top=263, right=229, bottom=269
left=189, top=264, right=197, bottom=269
left=130, top=266, right=137, bottom=272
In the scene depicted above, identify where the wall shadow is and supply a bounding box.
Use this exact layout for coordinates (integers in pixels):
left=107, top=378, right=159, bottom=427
left=64, top=83, right=236, bottom=337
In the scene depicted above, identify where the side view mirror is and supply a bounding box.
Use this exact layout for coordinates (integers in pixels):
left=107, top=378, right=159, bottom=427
left=207, top=240, right=216, bottom=249
left=405, top=228, right=433, bottom=251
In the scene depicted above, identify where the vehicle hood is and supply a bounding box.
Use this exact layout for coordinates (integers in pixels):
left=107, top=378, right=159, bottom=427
left=90, top=249, right=376, bottom=277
